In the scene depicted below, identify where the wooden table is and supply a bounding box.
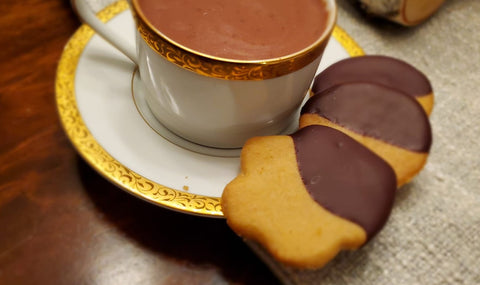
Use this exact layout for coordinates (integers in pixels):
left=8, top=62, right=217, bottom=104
left=0, top=1, right=280, bottom=284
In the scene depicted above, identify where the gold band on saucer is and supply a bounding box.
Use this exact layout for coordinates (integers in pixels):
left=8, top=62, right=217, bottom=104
left=131, top=0, right=335, bottom=81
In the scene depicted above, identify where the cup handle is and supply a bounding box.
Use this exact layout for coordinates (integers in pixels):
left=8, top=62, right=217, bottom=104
left=71, top=0, right=138, bottom=64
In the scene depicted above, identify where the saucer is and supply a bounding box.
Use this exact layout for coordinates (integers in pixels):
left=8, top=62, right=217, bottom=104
left=56, top=0, right=364, bottom=217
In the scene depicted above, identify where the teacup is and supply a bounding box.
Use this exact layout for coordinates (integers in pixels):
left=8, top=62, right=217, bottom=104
left=73, top=0, right=337, bottom=148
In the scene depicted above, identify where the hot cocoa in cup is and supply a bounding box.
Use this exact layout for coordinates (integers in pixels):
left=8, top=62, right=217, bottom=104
left=137, top=0, right=330, bottom=60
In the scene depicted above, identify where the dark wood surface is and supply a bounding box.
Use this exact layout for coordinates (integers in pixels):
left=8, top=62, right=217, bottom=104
left=0, top=0, right=280, bottom=284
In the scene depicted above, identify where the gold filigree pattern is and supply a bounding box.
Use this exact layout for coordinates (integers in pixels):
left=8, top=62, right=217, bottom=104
left=56, top=0, right=363, bottom=217
left=56, top=0, right=223, bottom=217
left=133, top=5, right=330, bottom=81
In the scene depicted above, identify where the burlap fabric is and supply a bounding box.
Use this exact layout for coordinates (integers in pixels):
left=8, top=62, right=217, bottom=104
left=84, top=0, right=480, bottom=284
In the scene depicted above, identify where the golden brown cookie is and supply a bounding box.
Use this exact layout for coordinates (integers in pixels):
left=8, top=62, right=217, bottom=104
left=221, top=125, right=396, bottom=268
left=312, top=55, right=434, bottom=115
left=301, top=82, right=432, bottom=187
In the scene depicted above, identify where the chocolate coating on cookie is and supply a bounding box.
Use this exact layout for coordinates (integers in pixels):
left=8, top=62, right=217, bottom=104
left=312, top=55, right=432, bottom=97
left=291, top=125, right=396, bottom=239
left=301, top=83, right=432, bottom=152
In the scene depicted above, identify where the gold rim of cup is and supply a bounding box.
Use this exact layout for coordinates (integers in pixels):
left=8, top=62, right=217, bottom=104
left=130, top=0, right=337, bottom=80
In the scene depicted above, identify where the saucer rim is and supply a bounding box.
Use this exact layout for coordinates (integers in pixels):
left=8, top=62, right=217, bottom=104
left=55, top=0, right=364, bottom=217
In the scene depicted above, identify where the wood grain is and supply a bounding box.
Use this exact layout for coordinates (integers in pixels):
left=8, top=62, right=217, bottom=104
left=0, top=1, right=279, bottom=284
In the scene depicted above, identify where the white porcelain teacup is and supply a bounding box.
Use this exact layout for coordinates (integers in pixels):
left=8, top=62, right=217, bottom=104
left=73, top=0, right=337, bottom=149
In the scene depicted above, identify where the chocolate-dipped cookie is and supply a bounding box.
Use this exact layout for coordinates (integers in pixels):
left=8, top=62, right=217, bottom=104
left=300, top=82, right=432, bottom=187
left=312, top=55, right=434, bottom=115
left=221, top=125, right=396, bottom=268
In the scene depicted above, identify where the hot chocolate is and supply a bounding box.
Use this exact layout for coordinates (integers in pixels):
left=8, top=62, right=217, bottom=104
left=136, top=0, right=329, bottom=60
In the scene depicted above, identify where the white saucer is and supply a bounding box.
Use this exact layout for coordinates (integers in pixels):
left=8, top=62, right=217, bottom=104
left=56, top=0, right=364, bottom=217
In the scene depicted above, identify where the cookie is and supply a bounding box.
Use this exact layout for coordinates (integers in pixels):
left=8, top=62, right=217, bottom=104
left=312, top=55, right=434, bottom=115
left=221, top=125, right=396, bottom=268
left=300, top=82, right=432, bottom=187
